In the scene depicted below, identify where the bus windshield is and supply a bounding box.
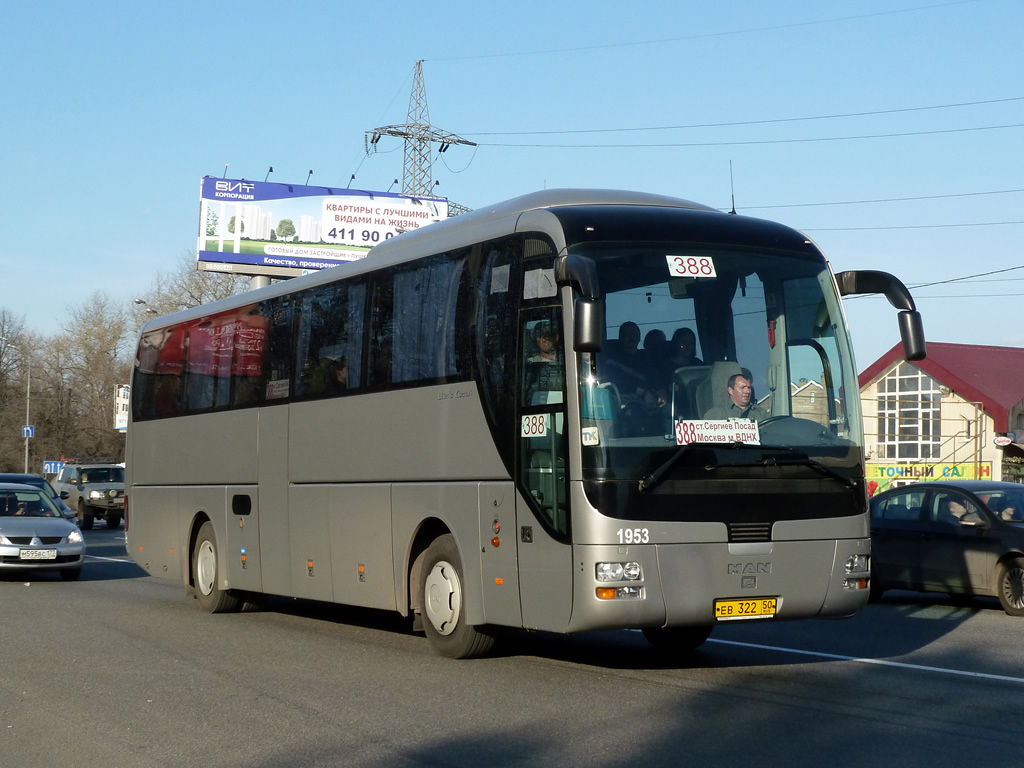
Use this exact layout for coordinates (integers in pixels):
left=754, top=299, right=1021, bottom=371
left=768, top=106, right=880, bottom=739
left=578, top=241, right=862, bottom=486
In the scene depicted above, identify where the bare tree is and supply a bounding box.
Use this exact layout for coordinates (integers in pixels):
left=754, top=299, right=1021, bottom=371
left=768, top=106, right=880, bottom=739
left=57, top=292, right=132, bottom=461
left=132, top=251, right=252, bottom=326
left=0, top=310, right=29, bottom=471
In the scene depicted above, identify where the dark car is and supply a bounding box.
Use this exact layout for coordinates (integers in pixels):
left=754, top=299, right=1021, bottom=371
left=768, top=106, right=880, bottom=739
left=869, top=480, right=1024, bottom=615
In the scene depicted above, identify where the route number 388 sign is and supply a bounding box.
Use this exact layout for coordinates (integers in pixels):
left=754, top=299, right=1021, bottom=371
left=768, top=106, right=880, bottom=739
left=666, top=255, right=716, bottom=278
left=521, top=413, right=550, bottom=437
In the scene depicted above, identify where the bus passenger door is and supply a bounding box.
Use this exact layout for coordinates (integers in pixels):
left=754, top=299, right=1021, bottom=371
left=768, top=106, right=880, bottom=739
left=224, top=486, right=261, bottom=592
left=516, top=311, right=573, bottom=631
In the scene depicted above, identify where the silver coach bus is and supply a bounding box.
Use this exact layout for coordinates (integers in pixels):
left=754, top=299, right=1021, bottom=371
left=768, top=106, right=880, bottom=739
left=126, top=189, right=925, bottom=658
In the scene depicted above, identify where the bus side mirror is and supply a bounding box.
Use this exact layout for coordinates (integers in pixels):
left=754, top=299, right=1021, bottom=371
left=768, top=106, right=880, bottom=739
left=574, top=296, right=603, bottom=353
left=835, top=269, right=926, bottom=361
left=898, top=310, right=926, bottom=362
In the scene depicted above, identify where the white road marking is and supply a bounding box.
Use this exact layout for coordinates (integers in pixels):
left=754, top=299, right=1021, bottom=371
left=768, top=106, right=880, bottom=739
left=85, top=555, right=134, bottom=563
left=710, top=638, right=1024, bottom=685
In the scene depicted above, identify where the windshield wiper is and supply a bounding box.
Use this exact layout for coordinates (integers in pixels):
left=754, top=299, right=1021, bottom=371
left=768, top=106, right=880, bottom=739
left=637, top=442, right=743, bottom=494
left=638, top=443, right=857, bottom=494
left=745, top=445, right=858, bottom=489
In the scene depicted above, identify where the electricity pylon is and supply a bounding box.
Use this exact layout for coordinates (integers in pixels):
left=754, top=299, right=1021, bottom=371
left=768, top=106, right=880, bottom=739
left=366, top=60, right=475, bottom=211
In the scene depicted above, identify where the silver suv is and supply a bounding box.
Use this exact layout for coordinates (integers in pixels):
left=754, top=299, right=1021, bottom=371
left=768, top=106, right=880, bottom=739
left=53, top=463, right=125, bottom=530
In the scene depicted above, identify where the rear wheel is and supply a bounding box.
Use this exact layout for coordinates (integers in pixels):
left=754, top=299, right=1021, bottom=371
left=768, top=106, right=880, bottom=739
left=78, top=501, right=94, bottom=530
left=106, top=514, right=122, bottom=529
left=420, top=534, right=495, bottom=658
left=996, top=558, right=1024, bottom=616
left=642, top=625, right=712, bottom=652
left=193, top=521, right=243, bottom=613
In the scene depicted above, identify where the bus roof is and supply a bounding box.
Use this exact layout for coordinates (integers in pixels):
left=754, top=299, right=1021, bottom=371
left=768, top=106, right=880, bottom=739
left=140, top=189, right=723, bottom=334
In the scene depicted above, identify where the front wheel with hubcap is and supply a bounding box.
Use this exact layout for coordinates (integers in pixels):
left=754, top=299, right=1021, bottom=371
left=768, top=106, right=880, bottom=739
left=420, top=534, right=495, bottom=659
left=996, top=558, right=1024, bottom=616
left=192, top=521, right=243, bottom=613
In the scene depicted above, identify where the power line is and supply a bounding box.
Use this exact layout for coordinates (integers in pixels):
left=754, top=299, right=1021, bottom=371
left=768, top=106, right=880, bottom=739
left=904, top=292, right=1024, bottom=298
left=804, top=220, right=1024, bottom=231
left=426, top=0, right=980, bottom=62
left=463, top=96, right=1023, bottom=137
left=850, top=265, right=1024, bottom=301
left=909, top=264, right=1024, bottom=290
left=471, top=121, right=1024, bottom=149
left=739, top=187, right=1024, bottom=211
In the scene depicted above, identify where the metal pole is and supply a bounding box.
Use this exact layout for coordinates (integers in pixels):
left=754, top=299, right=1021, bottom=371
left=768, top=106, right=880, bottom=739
left=24, top=356, right=30, bottom=473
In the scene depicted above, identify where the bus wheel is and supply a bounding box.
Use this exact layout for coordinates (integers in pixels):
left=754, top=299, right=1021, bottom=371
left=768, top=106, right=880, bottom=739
left=420, top=534, right=495, bottom=659
left=78, top=501, right=94, bottom=530
left=997, top=558, right=1024, bottom=616
left=193, top=521, right=243, bottom=613
left=642, top=625, right=712, bottom=652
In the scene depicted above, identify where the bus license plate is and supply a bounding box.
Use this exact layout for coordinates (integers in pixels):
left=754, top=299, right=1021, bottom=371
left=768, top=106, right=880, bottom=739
left=20, top=549, right=57, bottom=560
left=714, top=597, right=777, bottom=621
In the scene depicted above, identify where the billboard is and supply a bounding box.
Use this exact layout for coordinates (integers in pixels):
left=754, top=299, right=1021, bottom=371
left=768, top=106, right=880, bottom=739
left=198, top=178, right=448, bottom=278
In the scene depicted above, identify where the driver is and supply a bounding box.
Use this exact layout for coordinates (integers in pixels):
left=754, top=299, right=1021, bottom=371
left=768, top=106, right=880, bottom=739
left=704, top=372, right=768, bottom=422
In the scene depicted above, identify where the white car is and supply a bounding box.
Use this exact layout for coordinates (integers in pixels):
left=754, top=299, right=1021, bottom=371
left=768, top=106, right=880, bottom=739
left=0, top=483, right=86, bottom=580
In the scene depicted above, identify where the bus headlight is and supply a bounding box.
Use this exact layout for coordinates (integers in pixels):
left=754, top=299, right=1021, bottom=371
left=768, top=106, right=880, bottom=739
left=845, top=554, right=869, bottom=574
left=595, top=562, right=641, bottom=582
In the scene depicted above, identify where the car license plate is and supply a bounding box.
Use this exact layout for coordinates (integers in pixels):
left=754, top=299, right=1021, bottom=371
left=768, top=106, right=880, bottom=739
left=20, top=549, right=57, bottom=561
left=714, top=597, right=777, bottom=621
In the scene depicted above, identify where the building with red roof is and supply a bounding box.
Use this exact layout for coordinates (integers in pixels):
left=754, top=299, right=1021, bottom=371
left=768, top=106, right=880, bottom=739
left=859, top=342, right=1024, bottom=493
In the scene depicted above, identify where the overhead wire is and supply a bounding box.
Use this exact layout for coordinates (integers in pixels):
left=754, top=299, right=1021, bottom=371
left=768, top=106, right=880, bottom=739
left=425, top=0, right=981, bottom=62
left=462, top=96, right=1024, bottom=137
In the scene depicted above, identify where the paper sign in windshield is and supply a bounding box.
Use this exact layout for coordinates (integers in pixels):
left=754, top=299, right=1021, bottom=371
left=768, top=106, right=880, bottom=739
left=666, top=255, right=716, bottom=278
left=675, top=419, right=761, bottom=446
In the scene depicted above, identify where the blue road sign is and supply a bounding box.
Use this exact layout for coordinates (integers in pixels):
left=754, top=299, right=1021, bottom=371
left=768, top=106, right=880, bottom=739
left=22, top=425, right=34, bottom=438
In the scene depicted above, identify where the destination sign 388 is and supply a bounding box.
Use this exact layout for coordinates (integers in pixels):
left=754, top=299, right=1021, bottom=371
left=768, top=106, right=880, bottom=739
left=675, top=419, right=761, bottom=446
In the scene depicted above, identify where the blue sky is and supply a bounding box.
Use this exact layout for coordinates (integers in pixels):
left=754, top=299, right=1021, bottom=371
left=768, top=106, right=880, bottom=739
left=3, top=0, right=1021, bottom=370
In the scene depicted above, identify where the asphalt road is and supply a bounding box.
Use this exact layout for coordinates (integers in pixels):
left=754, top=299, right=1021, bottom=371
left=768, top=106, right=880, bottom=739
left=3, top=526, right=1023, bottom=768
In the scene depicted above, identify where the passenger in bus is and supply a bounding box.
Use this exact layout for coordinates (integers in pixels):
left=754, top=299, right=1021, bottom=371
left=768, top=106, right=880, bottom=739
left=602, top=322, right=650, bottom=397
left=703, top=372, right=768, bottom=422
left=525, top=322, right=564, bottom=404
left=528, top=322, right=560, bottom=363
left=669, top=327, right=704, bottom=368
left=310, top=356, right=348, bottom=395
left=640, top=329, right=670, bottom=408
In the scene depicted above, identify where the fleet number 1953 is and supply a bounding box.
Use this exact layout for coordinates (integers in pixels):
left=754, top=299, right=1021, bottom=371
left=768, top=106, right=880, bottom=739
left=616, top=527, right=650, bottom=544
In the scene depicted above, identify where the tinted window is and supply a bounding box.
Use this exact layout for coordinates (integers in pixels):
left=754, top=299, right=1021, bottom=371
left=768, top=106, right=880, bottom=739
left=370, top=250, right=473, bottom=388
left=294, top=281, right=366, bottom=399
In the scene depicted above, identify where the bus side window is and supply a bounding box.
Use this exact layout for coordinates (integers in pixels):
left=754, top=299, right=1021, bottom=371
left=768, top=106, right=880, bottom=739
left=293, top=281, right=365, bottom=399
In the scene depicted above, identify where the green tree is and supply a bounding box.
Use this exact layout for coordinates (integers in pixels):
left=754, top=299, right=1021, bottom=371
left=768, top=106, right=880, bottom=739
left=205, top=208, right=219, bottom=236
left=276, top=219, right=296, bottom=240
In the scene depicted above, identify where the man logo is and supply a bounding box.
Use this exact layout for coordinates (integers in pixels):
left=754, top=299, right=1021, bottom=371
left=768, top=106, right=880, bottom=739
left=728, top=562, right=771, bottom=575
